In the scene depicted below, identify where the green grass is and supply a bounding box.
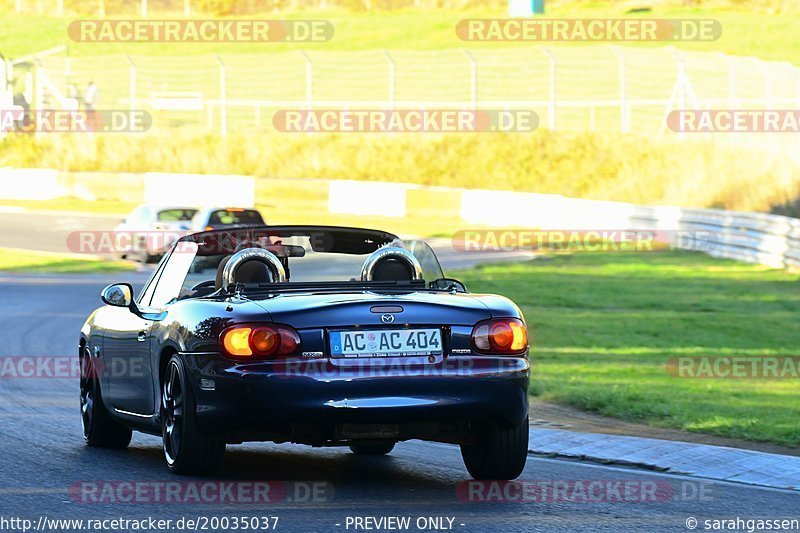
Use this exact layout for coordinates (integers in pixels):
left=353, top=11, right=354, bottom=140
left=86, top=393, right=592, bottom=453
left=0, top=247, right=135, bottom=273
left=3, top=6, right=800, bottom=64
left=455, top=251, right=800, bottom=446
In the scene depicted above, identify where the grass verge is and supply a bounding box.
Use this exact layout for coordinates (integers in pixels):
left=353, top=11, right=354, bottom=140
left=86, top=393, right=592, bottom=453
left=455, top=250, right=800, bottom=446
left=0, top=247, right=136, bottom=273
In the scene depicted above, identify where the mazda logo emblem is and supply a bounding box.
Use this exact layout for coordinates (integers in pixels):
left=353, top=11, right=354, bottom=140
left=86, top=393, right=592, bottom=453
left=381, top=314, right=395, bottom=324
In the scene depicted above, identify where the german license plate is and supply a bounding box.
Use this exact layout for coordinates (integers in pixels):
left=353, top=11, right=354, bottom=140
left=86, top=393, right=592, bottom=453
left=329, top=328, right=443, bottom=358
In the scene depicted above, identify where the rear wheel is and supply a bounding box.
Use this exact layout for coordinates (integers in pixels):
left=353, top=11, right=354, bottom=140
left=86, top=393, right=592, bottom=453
left=349, top=442, right=396, bottom=456
left=80, top=348, right=132, bottom=448
left=460, top=417, right=528, bottom=480
left=162, top=354, right=225, bottom=475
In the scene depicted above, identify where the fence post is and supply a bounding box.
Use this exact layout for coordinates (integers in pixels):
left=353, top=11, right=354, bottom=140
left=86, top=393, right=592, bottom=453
left=98, top=0, right=105, bottom=17
left=301, top=51, right=313, bottom=110
left=754, top=58, right=772, bottom=108
left=542, top=47, right=556, bottom=130
left=32, top=58, right=43, bottom=138
left=57, top=0, right=63, bottom=16
left=15, top=0, right=21, bottom=13
left=796, top=67, right=800, bottom=109
left=184, top=0, right=190, bottom=16
left=126, top=56, right=136, bottom=111
left=383, top=50, right=395, bottom=109
left=141, top=0, right=147, bottom=17
left=669, top=48, right=697, bottom=110
left=463, top=50, right=477, bottom=109
left=216, top=55, right=227, bottom=137
left=718, top=53, right=736, bottom=109
left=796, top=67, right=800, bottom=154
left=610, top=46, right=629, bottom=133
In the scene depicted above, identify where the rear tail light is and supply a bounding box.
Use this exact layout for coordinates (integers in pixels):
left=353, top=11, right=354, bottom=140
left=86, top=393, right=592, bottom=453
left=220, top=324, right=301, bottom=360
left=471, top=318, right=528, bottom=355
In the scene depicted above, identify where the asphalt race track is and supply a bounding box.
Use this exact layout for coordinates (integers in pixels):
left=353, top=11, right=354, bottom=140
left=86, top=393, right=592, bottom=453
left=2, top=272, right=800, bottom=533
left=0, top=209, right=122, bottom=255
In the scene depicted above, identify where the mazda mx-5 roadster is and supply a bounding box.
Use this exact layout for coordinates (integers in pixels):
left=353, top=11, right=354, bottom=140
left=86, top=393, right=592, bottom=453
left=79, top=226, right=530, bottom=479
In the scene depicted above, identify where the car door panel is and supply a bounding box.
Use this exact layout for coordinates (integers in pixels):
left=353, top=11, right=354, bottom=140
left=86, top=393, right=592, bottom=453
left=102, top=307, right=155, bottom=415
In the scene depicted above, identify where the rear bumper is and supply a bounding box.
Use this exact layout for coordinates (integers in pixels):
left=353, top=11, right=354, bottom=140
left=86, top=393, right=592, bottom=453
left=184, top=354, right=529, bottom=440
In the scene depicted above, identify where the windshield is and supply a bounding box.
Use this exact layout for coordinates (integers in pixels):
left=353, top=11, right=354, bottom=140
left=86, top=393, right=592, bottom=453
left=208, top=209, right=264, bottom=226
left=165, top=227, right=451, bottom=299
left=157, top=208, right=197, bottom=222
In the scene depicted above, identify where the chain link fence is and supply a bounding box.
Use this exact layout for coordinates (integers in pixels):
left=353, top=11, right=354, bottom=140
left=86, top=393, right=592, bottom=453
left=4, top=44, right=800, bottom=153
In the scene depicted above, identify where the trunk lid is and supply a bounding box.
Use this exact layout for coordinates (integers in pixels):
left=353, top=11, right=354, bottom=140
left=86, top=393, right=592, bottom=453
left=249, top=290, right=491, bottom=328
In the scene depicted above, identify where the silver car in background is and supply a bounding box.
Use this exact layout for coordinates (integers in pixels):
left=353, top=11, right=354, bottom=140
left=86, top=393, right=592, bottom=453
left=189, top=207, right=266, bottom=232
left=115, top=205, right=198, bottom=263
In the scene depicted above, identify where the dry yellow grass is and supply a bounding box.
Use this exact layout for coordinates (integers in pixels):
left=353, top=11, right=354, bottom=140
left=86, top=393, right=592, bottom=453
left=1, top=130, right=798, bottom=214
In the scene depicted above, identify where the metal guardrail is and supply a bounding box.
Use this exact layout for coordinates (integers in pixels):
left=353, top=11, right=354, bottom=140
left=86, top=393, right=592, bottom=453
left=631, top=207, right=800, bottom=269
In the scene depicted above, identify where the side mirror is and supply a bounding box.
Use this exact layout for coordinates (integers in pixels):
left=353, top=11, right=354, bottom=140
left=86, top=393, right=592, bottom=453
left=101, top=283, right=134, bottom=308
left=431, top=278, right=467, bottom=293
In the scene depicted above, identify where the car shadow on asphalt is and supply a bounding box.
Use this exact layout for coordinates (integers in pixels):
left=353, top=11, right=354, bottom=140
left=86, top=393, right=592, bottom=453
left=98, top=440, right=465, bottom=492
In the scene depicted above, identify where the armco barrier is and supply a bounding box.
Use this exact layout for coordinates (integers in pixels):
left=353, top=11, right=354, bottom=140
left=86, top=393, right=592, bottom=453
left=631, top=206, right=800, bottom=269
left=333, top=182, right=800, bottom=271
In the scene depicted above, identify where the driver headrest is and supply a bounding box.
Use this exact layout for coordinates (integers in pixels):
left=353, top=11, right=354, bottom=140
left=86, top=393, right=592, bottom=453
left=360, top=246, right=423, bottom=283
left=218, top=247, right=287, bottom=291
left=216, top=255, right=273, bottom=288
left=235, top=259, right=274, bottom=284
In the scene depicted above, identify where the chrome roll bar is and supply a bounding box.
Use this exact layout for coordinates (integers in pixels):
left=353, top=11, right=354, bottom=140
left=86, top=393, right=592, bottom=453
left=360, top=246, right=423, bottom=282
left=221, top=247, right=286, bottom=291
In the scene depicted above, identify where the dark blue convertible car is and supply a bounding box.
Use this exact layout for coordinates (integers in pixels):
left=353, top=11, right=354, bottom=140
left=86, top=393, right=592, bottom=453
left=79, top=226, right=530, bottom=479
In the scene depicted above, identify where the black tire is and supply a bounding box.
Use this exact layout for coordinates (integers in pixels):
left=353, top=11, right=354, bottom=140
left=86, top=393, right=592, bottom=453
left=80, top=348, right=132, bottom=449
left=460, top=417, right=529, bottom=480
left=161, top=354, right=225, bottom=475
left=349, top=442, right=396, bottom=456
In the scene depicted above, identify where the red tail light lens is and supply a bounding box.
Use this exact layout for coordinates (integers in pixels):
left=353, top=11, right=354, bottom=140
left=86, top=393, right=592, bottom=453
left=471, top=318, right=528, bottom=355
left=220, top=324, right=301, bottom=360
